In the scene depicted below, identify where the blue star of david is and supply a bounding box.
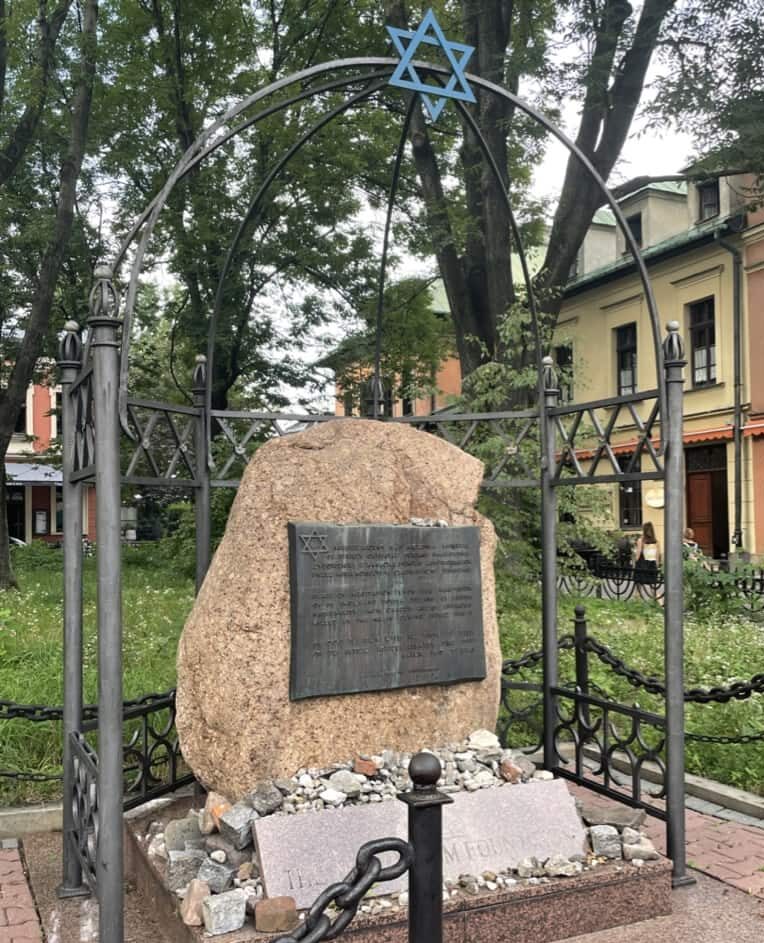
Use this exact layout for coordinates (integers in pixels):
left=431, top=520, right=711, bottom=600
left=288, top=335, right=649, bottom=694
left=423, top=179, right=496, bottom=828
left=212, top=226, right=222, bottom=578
left=299, top=529, right=329, bottom=561
left=386, top=8, right=476, bottom=121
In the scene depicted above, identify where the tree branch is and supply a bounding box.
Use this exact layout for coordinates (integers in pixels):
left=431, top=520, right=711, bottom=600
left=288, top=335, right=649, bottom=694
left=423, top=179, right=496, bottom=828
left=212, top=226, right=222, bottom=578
left=0, top=1, right=74, bottom=189
left=0, top=0, right=97, bottom=450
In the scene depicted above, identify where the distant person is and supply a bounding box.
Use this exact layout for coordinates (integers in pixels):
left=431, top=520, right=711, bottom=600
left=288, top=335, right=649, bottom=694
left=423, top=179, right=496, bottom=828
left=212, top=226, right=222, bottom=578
left=683, top=527, right=701, bottom=560
left=634, top=521, right=661, bottom=583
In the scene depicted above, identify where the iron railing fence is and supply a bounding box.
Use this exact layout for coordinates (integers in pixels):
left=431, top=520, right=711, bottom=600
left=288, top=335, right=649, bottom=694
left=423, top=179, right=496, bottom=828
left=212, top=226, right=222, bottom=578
left=499, top=605, right=764, bottom=817
left=0, top=690, right=193, bottom=806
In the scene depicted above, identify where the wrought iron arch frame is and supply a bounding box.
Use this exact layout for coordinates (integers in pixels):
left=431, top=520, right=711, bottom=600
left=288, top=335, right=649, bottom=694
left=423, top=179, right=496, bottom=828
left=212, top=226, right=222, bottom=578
left=56, top=56, right=690, bottom=941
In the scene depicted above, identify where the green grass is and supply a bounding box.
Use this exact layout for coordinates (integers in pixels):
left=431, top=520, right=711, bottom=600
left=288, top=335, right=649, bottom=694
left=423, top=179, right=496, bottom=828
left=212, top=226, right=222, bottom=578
left=1, top=545, right=763, bottom=803
left=498, top=573, right=764, bottom=796
left=0, top=542, right=194, bottom=804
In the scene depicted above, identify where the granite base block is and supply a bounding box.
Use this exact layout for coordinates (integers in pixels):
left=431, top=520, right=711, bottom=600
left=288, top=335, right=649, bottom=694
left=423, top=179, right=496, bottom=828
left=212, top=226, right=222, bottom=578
left=125, top=799, right=672, bottom=943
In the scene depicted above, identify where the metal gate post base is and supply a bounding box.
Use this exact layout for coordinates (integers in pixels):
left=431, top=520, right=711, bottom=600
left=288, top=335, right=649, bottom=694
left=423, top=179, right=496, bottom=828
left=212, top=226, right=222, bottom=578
left=672, top=873, right=696, bottom=889
left=56, top=883, right=91, bottom=900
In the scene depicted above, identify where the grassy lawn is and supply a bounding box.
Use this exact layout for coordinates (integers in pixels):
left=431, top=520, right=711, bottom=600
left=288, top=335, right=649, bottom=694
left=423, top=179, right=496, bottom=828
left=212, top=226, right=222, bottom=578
left=0, top=543, right=194, bottom=804
left=1, top=543, right=763, bottom=803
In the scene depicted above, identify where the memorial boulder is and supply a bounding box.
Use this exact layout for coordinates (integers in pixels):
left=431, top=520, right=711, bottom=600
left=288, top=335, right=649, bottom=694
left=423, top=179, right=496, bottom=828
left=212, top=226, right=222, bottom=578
left=176, top=419, right=500, bottom=797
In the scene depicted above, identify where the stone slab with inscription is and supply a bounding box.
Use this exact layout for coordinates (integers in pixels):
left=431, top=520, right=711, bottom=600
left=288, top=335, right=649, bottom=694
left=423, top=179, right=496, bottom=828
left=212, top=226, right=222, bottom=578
left=289, top=523, right=486, bottom=699
left=177, top=419, right=501, bottom=797
left=254, top=781, right=586, bottom=909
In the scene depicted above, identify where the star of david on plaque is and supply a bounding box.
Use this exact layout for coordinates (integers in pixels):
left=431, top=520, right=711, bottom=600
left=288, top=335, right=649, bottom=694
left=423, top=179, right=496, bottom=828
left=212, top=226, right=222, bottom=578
left=299, top=529, right=329, bottom=561
left=386, top=8, right=476, bottom=121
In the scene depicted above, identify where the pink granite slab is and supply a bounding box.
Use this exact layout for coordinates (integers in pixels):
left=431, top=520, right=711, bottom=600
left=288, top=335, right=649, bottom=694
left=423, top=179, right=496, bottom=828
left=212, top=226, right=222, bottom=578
left=254, top=780, right=586, bottom=908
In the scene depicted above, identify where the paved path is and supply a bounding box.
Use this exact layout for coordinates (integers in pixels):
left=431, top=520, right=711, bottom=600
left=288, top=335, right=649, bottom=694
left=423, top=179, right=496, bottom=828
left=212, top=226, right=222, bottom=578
left=0, top=840, right=41, bottom=943
left=568, top=783, right=764, bottom=897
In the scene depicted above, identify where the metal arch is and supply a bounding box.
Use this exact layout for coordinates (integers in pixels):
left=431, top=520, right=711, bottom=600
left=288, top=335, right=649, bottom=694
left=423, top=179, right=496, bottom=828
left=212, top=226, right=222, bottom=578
left=372, top=95, right=417, bottom=419
left=204, top=76, right=391, bottom=423
left=111, top=56, right=667, bottom=440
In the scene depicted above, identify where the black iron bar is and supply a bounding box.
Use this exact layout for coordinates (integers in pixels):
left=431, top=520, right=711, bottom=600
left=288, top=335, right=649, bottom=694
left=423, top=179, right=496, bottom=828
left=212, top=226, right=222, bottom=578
left=398, top=753, right=452, bottom=943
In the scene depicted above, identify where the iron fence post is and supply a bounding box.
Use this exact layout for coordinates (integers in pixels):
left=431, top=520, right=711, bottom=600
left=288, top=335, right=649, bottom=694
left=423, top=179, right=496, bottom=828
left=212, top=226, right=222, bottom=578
left=89, top=265, right=125, bottom=939
left=398, top=752, right=452, bottom=943
left=57, top=322, right=89, bottom=899
left=192, top=355, right=211, bottom=592
left=663, top=321, right=692, bottom=888
left=541, top=356, right=560, bottom=769
left=573, top=605, right=590, bottom=727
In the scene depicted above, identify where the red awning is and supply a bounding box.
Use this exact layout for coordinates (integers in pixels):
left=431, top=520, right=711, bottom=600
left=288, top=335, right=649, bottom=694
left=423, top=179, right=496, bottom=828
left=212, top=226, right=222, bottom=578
left=562, top=420, right=764, bottom=461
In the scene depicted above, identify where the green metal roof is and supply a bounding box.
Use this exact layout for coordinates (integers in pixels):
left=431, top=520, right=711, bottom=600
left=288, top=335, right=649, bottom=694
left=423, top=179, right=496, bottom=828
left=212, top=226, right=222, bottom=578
left=592, top=208, right=616, bottom=226
left=565, top=215, right=731, bottom=295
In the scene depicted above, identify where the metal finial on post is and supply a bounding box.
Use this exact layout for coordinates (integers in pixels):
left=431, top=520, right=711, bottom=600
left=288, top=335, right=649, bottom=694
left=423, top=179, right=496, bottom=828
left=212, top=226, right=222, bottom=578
left=58, top=321, right=82, bottom=367
left=88, top=265, right=119, bottom=323
left=663, top=320, right=685, bottom=364
left=192, top=353, right=208, bottom=394
left=399, top=752, right=452, bottom=943
left=662, top=320, right=692, bottom=888
left=542, top=354, right=559, bottom=395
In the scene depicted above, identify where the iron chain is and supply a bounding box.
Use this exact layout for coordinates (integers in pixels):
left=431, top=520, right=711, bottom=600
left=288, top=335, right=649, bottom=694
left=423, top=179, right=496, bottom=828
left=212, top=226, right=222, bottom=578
left=685, top=730, right=764, bottom=745
left=0, top=689, right=176, bottom=723
left=502, top=635, right=574, bottom=676
left=273, top=839, right=412, bottom=943
left=582, top=637, right=764, bottom=704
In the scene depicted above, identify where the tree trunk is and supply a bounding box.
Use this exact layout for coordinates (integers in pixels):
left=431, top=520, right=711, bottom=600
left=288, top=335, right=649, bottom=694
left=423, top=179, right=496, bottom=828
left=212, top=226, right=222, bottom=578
left=0, top=0, right=97, bottom=590
left=0, top=462, right=18, bottom=589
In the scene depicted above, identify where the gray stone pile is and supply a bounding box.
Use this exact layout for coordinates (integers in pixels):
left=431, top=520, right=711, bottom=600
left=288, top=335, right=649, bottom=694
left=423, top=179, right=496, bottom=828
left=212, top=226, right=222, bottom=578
left=142, top=731, right=660, bottom=936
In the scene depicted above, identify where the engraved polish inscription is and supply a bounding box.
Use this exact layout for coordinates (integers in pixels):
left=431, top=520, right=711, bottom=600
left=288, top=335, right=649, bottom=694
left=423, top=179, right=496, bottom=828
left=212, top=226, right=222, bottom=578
left=288, top=523, right=485, bottom=700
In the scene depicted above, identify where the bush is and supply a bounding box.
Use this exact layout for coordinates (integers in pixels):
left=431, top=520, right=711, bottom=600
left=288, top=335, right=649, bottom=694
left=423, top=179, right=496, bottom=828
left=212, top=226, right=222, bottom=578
left=162, top=489, right=236, bottom=579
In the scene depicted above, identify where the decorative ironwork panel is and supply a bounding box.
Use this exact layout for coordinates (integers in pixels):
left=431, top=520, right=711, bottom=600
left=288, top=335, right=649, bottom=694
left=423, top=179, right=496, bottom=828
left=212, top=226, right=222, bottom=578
left=122, top=399, right=199, bottom=486
left=397, top=410, right=541, bottom=488
left=550, top=391, right=664, bottom=486
left=70, top=732, right=99, bottom=894
left=121, top=690, right=193, bottom=811
left=551, top=687, right=667, bottom=818
left=70, top=366, right=96, bottom=480
left=208, top=410, right=336, bottom=484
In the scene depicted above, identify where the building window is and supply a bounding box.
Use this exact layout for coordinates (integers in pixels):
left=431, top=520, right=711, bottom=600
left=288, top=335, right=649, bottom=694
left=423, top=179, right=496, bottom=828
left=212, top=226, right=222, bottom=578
left=615, top=323, right=637, bottom=396
left=698, top=180, right=720, bottom=221
left=13, top=404, right=27, bottom=435
left=625, top=213, right=643, bottom=249
left=619, top=453, right=643, bottom=529
left=55, top=488, right=64, bottom=533
left=554, top=344, right=573, bottom=403
left=689, top=297, right=716, bottom=387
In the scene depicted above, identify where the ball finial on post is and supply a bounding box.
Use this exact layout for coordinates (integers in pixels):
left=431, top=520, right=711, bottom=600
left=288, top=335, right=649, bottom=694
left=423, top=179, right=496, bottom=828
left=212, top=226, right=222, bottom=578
left=408, top=751, right=441, bottom=791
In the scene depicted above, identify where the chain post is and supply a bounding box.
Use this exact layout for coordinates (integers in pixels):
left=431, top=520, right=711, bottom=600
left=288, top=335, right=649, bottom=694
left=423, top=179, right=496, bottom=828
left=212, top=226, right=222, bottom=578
left=398, top=752, right=452, bottom=943
left=573, top=605, right=590, bottom=728
left=191, top=354, right=211, bottom=593
left=56, top=321, right=89, bottom=899
left=89, top=263, right=125, bottom=939
left=663, top=321, right=692, bottom=888
left=541, top=356, right=560, bottom=770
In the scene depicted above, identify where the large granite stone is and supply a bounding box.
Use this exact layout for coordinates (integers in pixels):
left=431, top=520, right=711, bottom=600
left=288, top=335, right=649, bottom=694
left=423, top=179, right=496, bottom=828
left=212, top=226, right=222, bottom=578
left=254, top=780, right=586, bottom=909
left=176, top=419, right=500, bottom=797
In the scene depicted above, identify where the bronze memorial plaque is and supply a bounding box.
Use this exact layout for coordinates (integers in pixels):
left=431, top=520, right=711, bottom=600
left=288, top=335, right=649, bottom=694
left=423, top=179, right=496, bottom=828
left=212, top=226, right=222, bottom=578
left=288, top=523, right=485, bottom=700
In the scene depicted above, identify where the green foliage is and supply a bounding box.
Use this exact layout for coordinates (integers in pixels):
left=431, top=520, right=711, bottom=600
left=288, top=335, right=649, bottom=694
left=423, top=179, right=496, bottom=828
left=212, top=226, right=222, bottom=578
left=163, top=489, right=236, bottom=579
left=455, top=300, right=613, bottom=576
left=329, top=277, right=455, bottom=411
